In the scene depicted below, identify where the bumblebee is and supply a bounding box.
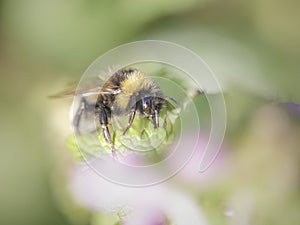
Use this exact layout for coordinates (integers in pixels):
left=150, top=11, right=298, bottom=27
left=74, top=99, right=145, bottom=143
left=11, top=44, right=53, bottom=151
left=54, top=68, right=179, bottom=157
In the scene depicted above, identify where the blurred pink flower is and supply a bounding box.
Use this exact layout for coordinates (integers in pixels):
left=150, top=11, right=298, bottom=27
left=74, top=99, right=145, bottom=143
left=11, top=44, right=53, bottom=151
left=284, top=102, right=300, bottom=119
left=168, top=132, right=228, bottom=187
left=68, top=160, right=209, bottom=225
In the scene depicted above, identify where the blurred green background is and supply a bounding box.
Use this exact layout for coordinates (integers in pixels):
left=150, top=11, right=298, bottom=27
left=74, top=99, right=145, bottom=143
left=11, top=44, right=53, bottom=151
left=1, top=0, right=300, bottom=225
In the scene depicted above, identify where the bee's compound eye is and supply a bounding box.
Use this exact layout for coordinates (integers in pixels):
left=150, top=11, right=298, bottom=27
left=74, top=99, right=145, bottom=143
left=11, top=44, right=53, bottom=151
left=143, top=98, right=151, bottom=108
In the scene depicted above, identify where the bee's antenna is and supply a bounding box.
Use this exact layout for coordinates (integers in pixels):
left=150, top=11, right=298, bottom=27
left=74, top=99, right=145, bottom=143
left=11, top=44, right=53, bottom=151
left=165, top=96, right=181, bottom=107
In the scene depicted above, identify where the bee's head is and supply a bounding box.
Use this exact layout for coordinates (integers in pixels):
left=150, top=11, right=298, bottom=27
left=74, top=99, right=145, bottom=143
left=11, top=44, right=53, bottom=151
left=138, top=96, right=164, bottom=128
left=141, top=97, right=152, bottom=115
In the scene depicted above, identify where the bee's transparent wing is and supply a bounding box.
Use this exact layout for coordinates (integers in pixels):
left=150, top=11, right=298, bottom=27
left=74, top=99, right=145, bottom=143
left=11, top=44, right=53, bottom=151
left=49, top=87, right=101, bottom=98
left=49, top=76, right=120, bottom=98
left=50, top=77, right=121, bottom=135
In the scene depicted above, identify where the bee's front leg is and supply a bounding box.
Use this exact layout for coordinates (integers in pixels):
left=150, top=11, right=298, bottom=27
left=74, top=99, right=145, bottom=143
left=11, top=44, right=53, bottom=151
left=123, top=105, right=137, bottom=135
left=99, top=107, right=117, bottom=158
left=153, top=109, right=159, bottom=128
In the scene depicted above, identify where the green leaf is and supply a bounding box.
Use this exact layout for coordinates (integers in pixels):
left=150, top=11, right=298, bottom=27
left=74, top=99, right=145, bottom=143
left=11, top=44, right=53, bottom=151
left=67, top=115, right=179, bottom=161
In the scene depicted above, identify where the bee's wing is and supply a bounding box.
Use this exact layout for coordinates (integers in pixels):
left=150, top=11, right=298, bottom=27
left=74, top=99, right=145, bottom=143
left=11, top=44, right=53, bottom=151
left=49, top=86, right=103, bottom=98
left=49, top=77, right=120, bottom=99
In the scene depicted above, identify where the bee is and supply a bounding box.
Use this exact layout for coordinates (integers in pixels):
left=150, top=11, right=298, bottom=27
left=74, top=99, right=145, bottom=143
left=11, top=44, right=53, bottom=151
left=52, top=68, right=182, bottom=157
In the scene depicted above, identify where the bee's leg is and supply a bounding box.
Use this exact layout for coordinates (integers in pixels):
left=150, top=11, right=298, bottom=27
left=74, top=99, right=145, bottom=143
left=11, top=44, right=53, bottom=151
left=123, top=107, right=136, bottom=135
left=153, top=109, right=159, bottom=128
left=99, top=107, right=117, bottom=158
left=73, top=98, right=89, bottom=135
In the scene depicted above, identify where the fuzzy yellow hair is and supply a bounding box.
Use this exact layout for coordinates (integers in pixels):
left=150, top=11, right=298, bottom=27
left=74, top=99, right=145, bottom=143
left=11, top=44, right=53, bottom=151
left=115, top=70, right=159, bottom=110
